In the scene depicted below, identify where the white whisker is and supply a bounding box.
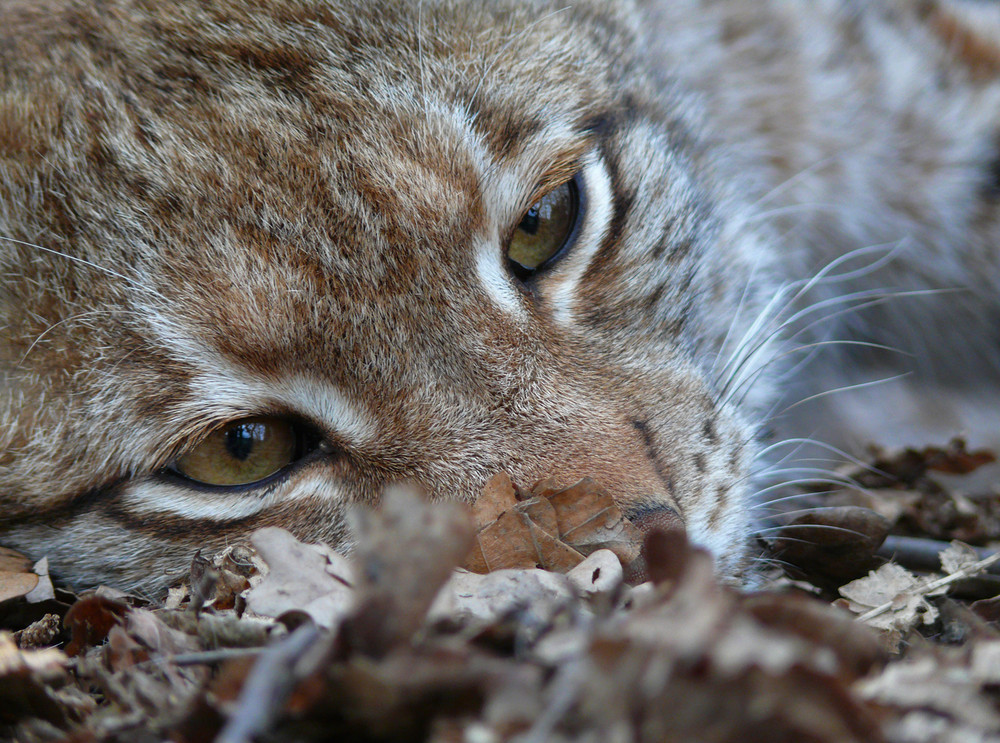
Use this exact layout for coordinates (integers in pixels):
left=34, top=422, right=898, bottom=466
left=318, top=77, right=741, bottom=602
left=1, top=235, right=133, bottom=283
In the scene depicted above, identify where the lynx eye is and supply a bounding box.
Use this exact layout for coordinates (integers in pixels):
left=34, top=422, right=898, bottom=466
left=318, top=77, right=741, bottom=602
left=172, top=417, right=307, bottom=487
left=507, top=177, right=580, bottom=281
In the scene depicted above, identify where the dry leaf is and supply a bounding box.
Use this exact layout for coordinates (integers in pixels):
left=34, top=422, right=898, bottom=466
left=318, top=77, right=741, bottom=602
left=0, top=546, right=41, bottom=604
left=246, top=527, right=354, bottom=628
left=345, top=487, right=475, bottom=656
left=0, top=570, right=38, bottom=604
left=856, top=655, right=1000, bottom=729
left=566, top=549, right=623, bottom=599
left=0, top=631, right=73, bottom=730
left=546, top=478, right=642, bottom=564
left=24, top=557, right=55, bottom=603
left=463, top=475, right=644, bottom=580
left=126, top=608, right=201, bottom=656
left=428, top=568, right=575, bottom=626
left=472, top=472, right=519, bottom=528
left=939, top=540, right=980, bottom=574
left=64, top=594, right=129, bottom=656
left=839, top=562, right=941, bottom=631
left=465, top=509, right=585, bottom=573
left=0, top=631, right=67, bottom=678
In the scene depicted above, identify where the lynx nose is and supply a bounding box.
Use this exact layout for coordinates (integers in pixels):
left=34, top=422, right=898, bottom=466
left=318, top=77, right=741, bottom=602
left=623, top=504, right=686, bottom=584
left=627, top=504, right=685, bottom=536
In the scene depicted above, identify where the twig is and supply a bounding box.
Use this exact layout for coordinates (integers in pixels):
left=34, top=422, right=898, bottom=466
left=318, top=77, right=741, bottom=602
left=136, top=647, right=264, bottom=669
left=877, top=535, right=1000, bottom=575
left=857, top=551, right=1000, bottom=623
left=215, top=623, right=322, bottom=743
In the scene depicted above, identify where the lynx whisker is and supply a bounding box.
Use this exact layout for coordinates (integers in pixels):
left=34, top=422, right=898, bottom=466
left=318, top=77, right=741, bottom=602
left=1, top=235, right=133, bottom=284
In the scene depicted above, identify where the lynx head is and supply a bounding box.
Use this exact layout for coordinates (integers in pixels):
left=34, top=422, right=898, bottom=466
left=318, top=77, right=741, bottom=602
left=0, top=0, right=778, bottom=592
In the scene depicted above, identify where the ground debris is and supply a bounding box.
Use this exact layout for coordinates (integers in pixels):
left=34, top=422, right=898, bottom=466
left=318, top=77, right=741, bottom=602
left=1, top=445, right=1000, bottom=741
left=463, top=474, right=643, bottom=579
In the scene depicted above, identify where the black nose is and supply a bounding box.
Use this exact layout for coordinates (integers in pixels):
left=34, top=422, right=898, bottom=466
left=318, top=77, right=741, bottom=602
left=626, top=503, right=684, bottom=535
left=622, top=504, right=685, bottom=584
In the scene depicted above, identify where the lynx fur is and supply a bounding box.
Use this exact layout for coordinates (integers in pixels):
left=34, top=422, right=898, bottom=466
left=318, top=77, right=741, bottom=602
left=1, top=0, right=999, bottom=592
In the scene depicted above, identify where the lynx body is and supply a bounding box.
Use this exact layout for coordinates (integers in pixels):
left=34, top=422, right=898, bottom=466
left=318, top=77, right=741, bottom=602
left=1, top=0, right=999, bottom=591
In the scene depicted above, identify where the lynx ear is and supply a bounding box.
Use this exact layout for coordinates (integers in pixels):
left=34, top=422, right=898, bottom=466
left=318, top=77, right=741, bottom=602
left=922, top=1, right=1000, bottom=80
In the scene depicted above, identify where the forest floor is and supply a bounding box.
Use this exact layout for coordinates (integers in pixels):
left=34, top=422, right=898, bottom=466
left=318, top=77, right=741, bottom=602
left=3, top=439, right=1000, bottom=742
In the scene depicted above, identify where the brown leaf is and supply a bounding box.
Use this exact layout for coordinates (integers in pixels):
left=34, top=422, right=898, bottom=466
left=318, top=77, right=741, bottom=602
left=126, top=608, right=201, bottom=656
left=64, top=594, right=129, bottom=656
left=528, top=476, right=564, bottom=499
left=465, top=510, right=585, bottom=573
left=923, top=439, right=996, bottom=475
left=514, top=496, right=560, bottom=538
left=546, top=478, right=642, bottom=564
left=0, top=547, right=45, bottom=605
left=0, top=546, right=33, bottom=574
left=106, top=624, right=148, bottom=671
left=0, top=571, right=39, bottom=604
left=471, top=472, right=519, bottom=529
left=465, top=511, right=536, bottom=572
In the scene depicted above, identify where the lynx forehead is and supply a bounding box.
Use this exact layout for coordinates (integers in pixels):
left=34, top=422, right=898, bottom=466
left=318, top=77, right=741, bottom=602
left=3, top=0, right=1000, bottom=592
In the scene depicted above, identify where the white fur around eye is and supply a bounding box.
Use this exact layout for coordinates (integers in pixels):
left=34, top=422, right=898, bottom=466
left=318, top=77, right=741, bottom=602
left=120, top=470, right=342, bottom=520
left=473, top=151, right=613, bottom=323
left=474, top=234, right=527, bottom=318
left=545, top=152, right=613, bottom=326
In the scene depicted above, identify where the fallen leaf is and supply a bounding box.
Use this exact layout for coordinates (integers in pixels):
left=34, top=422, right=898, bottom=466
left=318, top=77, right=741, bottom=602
left=64, top=594, right=129, bottom=656
left=566, top=549, right=623, bottom=599
left=465, top=509, right=585, bottom=573
left=472, top=472, right=519, bottom=528
left=127, top=608, right=201, bottom=656
left=856, top=655, right=1000, bottom=729
left=24, top=557, right=55, bottom=603
left=938, top=540, right=980, bottom=574
left=428, top=568, right=575, bottom=626
left=0, top=570, right=38, bottom=604
left=545, top=478, right=642, bottom=565
left=246, top=527, right=354, bottom=628
left=344, top=487, right=475, bottom=656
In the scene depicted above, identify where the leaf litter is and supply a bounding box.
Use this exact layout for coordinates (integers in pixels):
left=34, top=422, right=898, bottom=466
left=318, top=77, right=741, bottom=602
left=1, top=447, right=1000, bottom=742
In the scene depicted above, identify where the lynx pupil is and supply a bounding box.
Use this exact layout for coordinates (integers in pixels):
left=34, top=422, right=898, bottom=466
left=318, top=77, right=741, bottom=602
left=519, top=205, right=540, bottom=235
left=226, top=422, right=259, bottom=461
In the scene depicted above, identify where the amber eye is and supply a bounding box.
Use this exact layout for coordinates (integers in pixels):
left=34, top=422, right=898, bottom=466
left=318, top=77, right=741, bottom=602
left=507, top=177, right=579, bottom=281
left=172, top=417, right=307, bottom=487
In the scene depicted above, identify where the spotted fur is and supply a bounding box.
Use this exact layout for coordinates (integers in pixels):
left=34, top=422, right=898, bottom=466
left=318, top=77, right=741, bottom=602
left=1, top=0, right=998, bottom=592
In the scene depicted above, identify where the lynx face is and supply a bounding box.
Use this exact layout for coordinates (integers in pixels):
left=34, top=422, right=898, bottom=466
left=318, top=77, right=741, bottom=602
left=0, top=0, right=782, bottom=591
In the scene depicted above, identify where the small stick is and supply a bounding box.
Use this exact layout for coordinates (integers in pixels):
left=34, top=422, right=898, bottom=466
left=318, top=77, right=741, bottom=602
left=857, top=550, right=1000, bottom=623
left=215, top=623, right=321, bottom=743
left=136, top=647, right=265, bottom=669
left=878, top=535, right=1000, bottom=575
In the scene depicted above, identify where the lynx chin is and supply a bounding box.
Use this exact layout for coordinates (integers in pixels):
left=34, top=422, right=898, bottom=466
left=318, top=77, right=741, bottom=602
left=2, top=0, right=999, bottom=593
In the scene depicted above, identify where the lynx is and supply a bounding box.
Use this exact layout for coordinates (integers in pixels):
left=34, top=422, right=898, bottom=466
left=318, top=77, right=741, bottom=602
left=2, top=0, right=999, bottom=593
